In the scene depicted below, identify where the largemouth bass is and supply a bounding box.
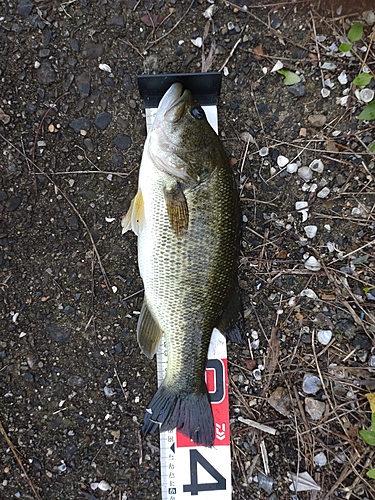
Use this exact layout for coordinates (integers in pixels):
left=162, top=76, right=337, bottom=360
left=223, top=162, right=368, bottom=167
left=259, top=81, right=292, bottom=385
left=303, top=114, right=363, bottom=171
left=122, top=83, right=242, bottom=447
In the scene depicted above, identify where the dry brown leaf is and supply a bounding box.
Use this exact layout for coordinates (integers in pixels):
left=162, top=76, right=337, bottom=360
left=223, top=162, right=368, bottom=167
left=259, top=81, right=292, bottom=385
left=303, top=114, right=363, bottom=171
left=321, top=293, right=336, bottom=300
left=244, top=359, right=257, bottom=371
left=276, top=249, right=288, bottom=259
left=140, top=13, right=163, bottom=28
left=253, top=43, right=266, bottom=60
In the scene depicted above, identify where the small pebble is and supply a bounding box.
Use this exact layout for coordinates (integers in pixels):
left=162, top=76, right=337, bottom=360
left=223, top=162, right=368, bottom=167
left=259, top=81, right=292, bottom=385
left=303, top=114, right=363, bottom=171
left=75, top=73, right=91, bottom=97
left=258, top=472, right=273, bottom=494
left=259, top=146, right=269, bottom=157
left=0, top=108, right=11, bottom=124
left=94, top=111, right=113, bottom=130
left=308, top=115, right=326, bottom=128
left=305, top=397, right=325, bottom=420
left=317, top=187, right=330, bottom=198
left=287, top=82, right=306, bottom=97
left=46, top=323, right=72, bottom=343
left=114, top=134, right=132, bottom=150
left=338, top=71, right=348, bottom=85
left=309, top=159, right=324, bottom=173
left=363, top=10, right=375, bottom=25
left=302, top=374, right=322, bottom=395
left=287, top=162, right=298, bottom=173
left=99, top=63, right=112, bottom=73
left=82, top=43, right=104, bottom=60
left=321, top=88, right=330, bottom=98
left=277, top=155, right=289, bottom=167
left=69, top=117, right=90, bottom=133
left=191, top=37, right=202, bottom=48
left=304, top=225, right=317, bottom=238
left=359, top=88, right=374, bottom=103
left=321, top=62, right=337, bottom=70
left=298, top=166, right=313, bottom=182
left=36, top=61, right=56, bottom=85
left=317, top=329, right=332, bottom=345
left=295, top=201, right=309, bottom=221
left=314, top=452, right=327, bottom=467
left=304, top=256, right=322, bottom=271
left=6, top=196, right=21, bottom=212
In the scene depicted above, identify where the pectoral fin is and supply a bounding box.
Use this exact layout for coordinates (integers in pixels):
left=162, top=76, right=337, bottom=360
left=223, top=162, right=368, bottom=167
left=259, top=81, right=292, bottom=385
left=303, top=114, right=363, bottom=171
left=215, top=282, right=244, bottom=344
left=121, top=190, right=144, bottom=236
left=137, top=298, right=164, bottom=359
left=164, top=183, right=189, bottom=236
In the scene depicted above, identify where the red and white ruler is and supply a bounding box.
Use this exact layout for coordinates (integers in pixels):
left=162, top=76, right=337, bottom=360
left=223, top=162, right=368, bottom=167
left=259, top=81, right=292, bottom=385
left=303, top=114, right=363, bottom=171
left=144, top=100, right=232, bottom=500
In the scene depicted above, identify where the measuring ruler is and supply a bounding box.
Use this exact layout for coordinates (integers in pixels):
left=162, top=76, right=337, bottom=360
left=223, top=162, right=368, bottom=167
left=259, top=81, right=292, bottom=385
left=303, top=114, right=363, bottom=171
left=138, top=73, right=232, bottom=500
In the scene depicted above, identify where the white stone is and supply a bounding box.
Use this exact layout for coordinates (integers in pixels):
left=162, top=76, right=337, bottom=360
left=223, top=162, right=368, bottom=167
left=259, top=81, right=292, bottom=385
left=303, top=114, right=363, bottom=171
left=259, top=146, right=269, bottom=157
left=309, top=159, right=324, bottom=173
left=300, top=289, right=318, bottom=299
left=305, top=397, right=325, bottom=420
left=277, top=155, right=289, bottom=167
left=314, top=452, right=327, bottom=467
left=271, top=60, right=283, bottom=72
left=318, top=329, right=332, bottom=345
left=324, top=78, right=335, bottom=89
left=286, top=162, right=298, bottom=173
left=363, top=10, right=375, bottom=25
left=317, top=187, right=330, bottom=198
left=99, top=63, right=112, bottom=73
left=338, top=71, right=348, bottom=84
left=338, top=95, right=349, bottom=106
left=321, top=88, right=330, bottom=98
left=304, top=225, right=317, bottom=238
left=191, top=37, right=202, bottom=48
left=359, top=88, right=374, bottom=103
left=321, top=62, right=336, bottom=70
left=302, top=374, right=322, bottom=394
left=295, top=201, right=309, bottom=221
left=298, top=166, right=313, bottom=182
left=304, top=256, right=322, bottom=271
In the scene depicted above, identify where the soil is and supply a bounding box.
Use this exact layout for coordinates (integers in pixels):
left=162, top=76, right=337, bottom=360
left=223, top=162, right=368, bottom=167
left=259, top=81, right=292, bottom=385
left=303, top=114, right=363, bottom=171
left=1, top=1, right=375, bottom=499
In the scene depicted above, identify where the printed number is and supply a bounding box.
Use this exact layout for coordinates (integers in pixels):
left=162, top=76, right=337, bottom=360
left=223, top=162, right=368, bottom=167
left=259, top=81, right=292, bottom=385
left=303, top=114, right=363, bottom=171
left=206, top=359, right=225, bottom=403
left=183, top=450, right=226, bottom=495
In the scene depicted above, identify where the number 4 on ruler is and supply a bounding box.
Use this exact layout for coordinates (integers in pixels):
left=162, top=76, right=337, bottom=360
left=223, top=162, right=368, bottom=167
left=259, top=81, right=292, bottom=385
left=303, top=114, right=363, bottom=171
left=183, top=450, right=226, bottom=496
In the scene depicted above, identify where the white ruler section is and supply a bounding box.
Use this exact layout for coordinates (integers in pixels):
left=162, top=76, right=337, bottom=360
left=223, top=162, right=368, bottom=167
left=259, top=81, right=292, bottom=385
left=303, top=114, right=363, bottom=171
left=145, top=103, right=232, bottom=500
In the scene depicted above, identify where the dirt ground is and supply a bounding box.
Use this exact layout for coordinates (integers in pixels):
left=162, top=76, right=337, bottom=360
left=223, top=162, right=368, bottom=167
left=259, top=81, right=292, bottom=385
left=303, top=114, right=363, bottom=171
left=1, top=0, right=375, bottom=499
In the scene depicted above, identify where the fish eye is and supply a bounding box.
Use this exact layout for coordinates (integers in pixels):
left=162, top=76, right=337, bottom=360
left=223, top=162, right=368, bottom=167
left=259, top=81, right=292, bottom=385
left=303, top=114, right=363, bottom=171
left=191, top=106, right=205, bottom=120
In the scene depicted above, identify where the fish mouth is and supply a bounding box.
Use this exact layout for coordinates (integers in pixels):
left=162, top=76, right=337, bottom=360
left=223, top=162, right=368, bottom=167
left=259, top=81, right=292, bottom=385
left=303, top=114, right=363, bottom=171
left=153, top=83, right=191, bottom=126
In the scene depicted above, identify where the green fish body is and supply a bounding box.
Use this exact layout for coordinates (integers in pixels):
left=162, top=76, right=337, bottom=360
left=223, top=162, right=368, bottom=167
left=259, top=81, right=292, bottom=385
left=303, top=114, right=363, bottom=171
left=122, top=83, right=242, bottom=446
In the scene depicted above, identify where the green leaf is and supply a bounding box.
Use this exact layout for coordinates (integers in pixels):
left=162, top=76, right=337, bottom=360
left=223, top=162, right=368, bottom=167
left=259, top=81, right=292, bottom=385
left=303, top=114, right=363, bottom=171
left=339, top=42, right=353, bottom=52
left=348, top=22, right=363, bottom=42
left=364, top=286, right=375, bottom=293
left=366, top=468, right=375, bottom=479
left=277, top=69, right=301, bottom=86
left=353, top=73, right=373, bottom=86
left=359, top=429, right=375, bottom=446
left=359, top=101, right=375, bottom=120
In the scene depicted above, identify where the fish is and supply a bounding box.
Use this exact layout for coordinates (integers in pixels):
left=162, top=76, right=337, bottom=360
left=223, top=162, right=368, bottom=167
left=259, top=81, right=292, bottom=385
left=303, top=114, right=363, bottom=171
left=122, top=82, right=243, bottom=447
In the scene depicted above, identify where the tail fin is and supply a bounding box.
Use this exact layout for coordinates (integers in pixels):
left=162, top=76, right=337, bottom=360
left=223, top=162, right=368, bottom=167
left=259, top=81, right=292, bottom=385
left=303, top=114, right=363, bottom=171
left=142, top=383, right=214, bottom=447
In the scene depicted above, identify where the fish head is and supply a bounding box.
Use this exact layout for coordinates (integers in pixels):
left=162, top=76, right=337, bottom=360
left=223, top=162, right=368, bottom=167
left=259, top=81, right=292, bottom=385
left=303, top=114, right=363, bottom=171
left=147, top=83, right=217, bottom=184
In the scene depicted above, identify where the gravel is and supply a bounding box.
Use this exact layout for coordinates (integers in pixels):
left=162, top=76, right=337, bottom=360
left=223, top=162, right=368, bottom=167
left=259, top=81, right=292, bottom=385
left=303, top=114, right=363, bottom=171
left=1, top=0, right=375, bottom=499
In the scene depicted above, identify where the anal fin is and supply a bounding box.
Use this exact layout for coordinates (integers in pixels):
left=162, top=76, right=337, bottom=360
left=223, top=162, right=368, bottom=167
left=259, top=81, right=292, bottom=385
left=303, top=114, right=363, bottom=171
left=121, top=190, right=144, bottom=236
left=137, top=298, right=163, bottom=359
